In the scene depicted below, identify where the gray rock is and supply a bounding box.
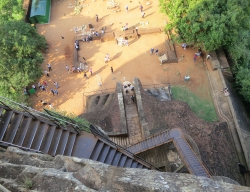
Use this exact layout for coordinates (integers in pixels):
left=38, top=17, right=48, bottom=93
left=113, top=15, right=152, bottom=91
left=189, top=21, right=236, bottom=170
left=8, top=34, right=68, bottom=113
left=0, top=147, right=249, bottom=192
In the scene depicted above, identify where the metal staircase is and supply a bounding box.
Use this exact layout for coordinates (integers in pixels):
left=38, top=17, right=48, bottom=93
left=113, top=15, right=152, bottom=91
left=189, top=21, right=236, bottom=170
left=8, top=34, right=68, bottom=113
left=126, top=128, right=211, bottom=177
left=0, top=97, right=159, bottom=170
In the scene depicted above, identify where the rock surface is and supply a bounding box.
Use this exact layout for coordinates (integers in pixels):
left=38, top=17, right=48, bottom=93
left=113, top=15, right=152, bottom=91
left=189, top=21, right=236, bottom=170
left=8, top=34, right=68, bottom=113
left=0, top=147, right=249, bottom=192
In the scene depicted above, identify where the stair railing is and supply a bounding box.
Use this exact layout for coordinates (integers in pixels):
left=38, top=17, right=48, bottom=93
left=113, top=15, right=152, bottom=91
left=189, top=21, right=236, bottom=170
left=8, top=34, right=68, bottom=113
left=0, top=96, right=88, bottom=135
left=89, top=124, right=161, bottom=171
left=43, top=108, right=85, bottom=134
left=0, top=140, right=42, bottom=154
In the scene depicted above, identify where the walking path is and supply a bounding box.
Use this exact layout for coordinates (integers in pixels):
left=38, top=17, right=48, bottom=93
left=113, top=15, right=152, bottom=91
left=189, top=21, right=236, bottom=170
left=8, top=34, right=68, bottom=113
left=205, top=61, right=249, bottom=170
left=124, top=94, right=143, bottom=145
left=110, top=94, right=143, bottom=147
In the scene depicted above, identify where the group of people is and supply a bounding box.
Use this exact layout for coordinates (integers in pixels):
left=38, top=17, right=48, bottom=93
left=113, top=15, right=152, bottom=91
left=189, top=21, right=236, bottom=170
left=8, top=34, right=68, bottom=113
left=150, top=48, right=159, bottom=55
left=121, top=24, right=129, bottom=31
left=82, top=35, right=93, bottom=42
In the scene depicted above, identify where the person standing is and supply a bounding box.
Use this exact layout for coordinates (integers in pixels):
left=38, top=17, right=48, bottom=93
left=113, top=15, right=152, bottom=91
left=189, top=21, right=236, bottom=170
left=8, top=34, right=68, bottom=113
left=38, top=82, right=42, bottom=89
left=40, top=100, right=47, bottom=106
left=44, top=70, right=49, bottom=77
left=131, top=95, right=135, bottom=102
left=194, top=54, right=197, bottom=62
left=48, top=103, right=53, bottom=108
left=140, top=5, right=143, bottom=12
left=96, top=14, right=98, bottom=22
left=106, top=54, right=110, bottom=61
left=150, top=48, right=154, bottom=55
left=111, top=67, right=114, bottom=73
left=184, top=75, right=190, bottom=82
left=66, top=65, right=70, bottom=73
left=54, top=82, right=59, bottom=89
left=155, top=49, right=159, bottom=55
left=84, top=73, right=88, bottom=79
left=41, top=85, right=46, bottom=92
left=54, top=89, right=59, bottom=96
left=32, top=84, right=36, bottom=91
left=206, top=54, right=211, bottom=60
left=142, top=12, right=145, bottom=18
left=50, top=89, right=55, bottom=96
left=47, top=63, right=52, bottom=71
left=89, top=68, right=93, bottom=75
left=125, top=5, right=128, bottom=13
left=43, top=81, right=48, bottom=87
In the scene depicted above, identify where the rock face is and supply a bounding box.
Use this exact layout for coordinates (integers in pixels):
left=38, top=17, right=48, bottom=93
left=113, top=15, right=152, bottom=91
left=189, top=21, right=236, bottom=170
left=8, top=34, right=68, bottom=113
left=0, top=147, right=249, bottom=192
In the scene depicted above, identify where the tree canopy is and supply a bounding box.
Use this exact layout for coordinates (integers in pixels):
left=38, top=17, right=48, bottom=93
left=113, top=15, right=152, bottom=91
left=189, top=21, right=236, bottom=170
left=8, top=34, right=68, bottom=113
left=0, top=0, right=24, bottom=23
left=0, top=20, right=47, bottom=101
left=159, top=0, right=250, bottom=102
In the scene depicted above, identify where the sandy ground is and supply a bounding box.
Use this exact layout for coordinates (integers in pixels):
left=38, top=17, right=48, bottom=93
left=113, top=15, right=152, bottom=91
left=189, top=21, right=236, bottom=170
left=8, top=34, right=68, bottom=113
left=32, top=0, right=211, bottom=115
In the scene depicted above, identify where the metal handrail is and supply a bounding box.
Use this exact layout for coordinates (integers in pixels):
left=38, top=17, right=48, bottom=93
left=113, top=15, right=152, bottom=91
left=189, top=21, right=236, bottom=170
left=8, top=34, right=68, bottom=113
left=0, top=141, right=43, bottom=154
left=0, top=96, right=161, bottom=170
left=90, top=125, right=161, bottom=171
left=0, top=96, right=87, bottom=134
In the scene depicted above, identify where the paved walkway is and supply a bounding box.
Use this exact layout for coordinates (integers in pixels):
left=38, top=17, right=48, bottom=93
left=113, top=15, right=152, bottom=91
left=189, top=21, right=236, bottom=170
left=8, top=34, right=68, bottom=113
left=206, top=62, right=250, bottom=170
left=110, top=94, right=143, bottom=147
left=124, top=94, right=143, bottom=145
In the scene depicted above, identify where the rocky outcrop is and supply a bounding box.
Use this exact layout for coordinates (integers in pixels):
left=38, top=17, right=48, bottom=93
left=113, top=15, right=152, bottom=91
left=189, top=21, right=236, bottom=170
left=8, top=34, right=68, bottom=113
left=0, top=147, right=249, bottom=192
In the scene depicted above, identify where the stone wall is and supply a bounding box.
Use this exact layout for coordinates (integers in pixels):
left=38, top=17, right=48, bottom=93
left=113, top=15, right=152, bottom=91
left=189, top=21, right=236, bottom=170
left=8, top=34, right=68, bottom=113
left=81, top=82, right=128, bottom=136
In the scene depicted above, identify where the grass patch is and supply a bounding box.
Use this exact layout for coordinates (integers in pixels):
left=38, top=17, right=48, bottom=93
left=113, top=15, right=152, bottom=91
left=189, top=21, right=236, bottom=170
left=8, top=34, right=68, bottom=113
left=171, top=86, right=218, bottom=122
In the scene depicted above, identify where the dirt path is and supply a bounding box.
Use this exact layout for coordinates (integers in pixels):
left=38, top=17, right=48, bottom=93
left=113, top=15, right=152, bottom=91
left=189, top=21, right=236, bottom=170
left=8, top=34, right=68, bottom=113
left=31, top=0, right=212, bottom=116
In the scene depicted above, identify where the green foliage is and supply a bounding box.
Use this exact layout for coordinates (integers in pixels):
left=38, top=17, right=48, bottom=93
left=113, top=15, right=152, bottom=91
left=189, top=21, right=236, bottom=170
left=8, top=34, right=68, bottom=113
left=21, top=176, right=32, bottom=189
left=236, top=67, right=250, bottom=101
left=171, top=86, right=218, bottom=122
left=44, top=109, right=91, bottom=132
left=0, top=20, right=47, bottom=102
left=159, top=0, right=250, bottom=52
left=159, top=0, right=250, bottom=102
left=0, top=0, right=24, bottom=23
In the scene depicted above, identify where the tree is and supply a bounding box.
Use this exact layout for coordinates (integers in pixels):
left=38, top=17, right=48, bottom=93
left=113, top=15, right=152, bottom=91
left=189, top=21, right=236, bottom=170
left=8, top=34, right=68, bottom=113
left=0, top=0, right=24, bottom=23
left=159, top=0, right=250, bottom=102
left=0, top=20, right=47, bottom=102
left=236, top=67, right=250, bottom=102
left=159, top=0, right=250, bottom=52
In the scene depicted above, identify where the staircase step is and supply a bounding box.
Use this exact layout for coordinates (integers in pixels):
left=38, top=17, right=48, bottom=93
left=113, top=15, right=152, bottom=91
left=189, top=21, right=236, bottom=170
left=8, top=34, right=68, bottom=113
left=131, top=161, right=138, bottom=168
left=71, top=133, right=98, bottom=159
left=104, top=148, right=116, bottom=164
left=0, top=110, right=14, bottom=140
left=4, top=113, right=23, bottom=143
left=63, top=133, right=77, bottom=156
left=56, top=131, right=70, bottom=155
left=40, top=126, right=57, bottom=153
left=13, top=117, right=32, bottom=146
left=97, top=144, right=110, bottom=163
left=111, top=152, right=122, bottom=166
left=90, top=140, right=104, bottom=161
left=118, top=154, right=127, bottom=167
left=48, top=129, right=63, bottom=156
left=123, top=158, right=133, bottom=168
left=22, top=120, right=40, bottom=148
left=31, top=123, right=49, bottom=151
left=136, top=164, right=143, bottom=168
